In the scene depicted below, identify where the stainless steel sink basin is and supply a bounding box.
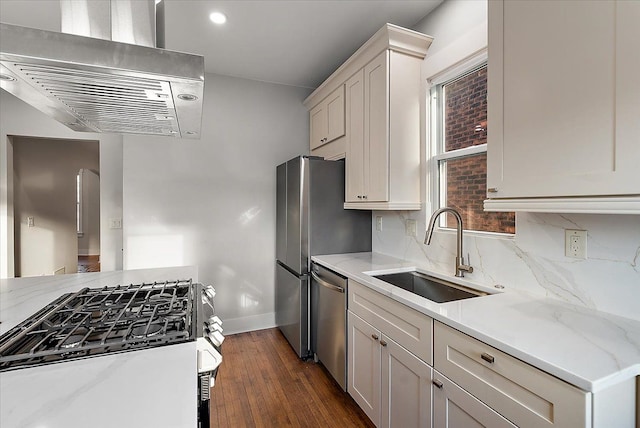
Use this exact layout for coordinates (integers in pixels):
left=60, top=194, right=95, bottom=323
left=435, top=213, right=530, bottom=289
left=372, top=271, right=487, bottom=303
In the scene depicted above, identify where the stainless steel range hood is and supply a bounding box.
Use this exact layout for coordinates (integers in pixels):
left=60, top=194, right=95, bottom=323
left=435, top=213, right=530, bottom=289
left=0, top=1, right=204, bottom=139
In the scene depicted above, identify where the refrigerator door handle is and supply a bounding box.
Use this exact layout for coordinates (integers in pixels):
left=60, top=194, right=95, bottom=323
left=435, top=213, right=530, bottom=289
left=311, top=272, right=345, bottom=293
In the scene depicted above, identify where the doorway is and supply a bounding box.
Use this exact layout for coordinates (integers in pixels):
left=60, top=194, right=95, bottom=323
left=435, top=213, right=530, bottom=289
left=12, top=136, right=100, bottom=277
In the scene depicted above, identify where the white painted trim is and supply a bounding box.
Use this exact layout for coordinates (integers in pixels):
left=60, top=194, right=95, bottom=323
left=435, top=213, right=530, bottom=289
left=221, top=311, right=277, bottom=335
left=427, top=49, right=488, bottom=87
left=484, top=197, right=640, bottom=214
left=433, top=143, right=487, bottom=162
left=421, top=20, right=488, bottom=84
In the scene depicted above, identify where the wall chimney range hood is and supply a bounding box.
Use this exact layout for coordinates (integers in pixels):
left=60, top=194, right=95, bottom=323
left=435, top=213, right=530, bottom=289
left=0, top=1, right=204, bottom=139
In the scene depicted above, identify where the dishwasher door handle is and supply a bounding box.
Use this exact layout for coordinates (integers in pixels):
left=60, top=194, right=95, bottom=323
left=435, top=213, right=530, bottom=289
left=311, top=272, right=345, bottom=293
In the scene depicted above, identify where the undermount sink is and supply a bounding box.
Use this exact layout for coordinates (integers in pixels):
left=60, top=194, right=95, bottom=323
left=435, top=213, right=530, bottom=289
left=372, top=270, right=487, bottom=303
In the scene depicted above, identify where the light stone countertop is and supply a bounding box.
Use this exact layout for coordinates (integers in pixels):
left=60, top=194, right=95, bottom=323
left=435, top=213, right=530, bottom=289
left=0, top=266, right=200, bottom=428
left=312, top=252, right=640, bottom=393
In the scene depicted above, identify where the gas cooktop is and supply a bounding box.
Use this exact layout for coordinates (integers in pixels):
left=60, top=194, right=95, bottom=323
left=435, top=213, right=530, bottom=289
left=0, top=279, right=198, bottom=372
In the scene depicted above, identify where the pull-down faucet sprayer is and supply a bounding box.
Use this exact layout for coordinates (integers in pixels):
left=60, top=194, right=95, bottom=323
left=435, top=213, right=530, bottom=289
left=424, top=207, right=474, bottom=278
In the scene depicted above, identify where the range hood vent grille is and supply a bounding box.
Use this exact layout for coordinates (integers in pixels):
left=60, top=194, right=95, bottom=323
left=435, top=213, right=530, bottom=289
left=7, top=62, right=180, bottom=136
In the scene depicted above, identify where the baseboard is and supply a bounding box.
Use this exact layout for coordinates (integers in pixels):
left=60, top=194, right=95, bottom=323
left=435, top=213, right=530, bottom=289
left=222, top=312, right=276, bottom=335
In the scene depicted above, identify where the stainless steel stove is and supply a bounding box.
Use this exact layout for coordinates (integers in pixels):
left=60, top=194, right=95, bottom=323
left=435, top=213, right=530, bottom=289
left=0, top=278, right=223, bottom=428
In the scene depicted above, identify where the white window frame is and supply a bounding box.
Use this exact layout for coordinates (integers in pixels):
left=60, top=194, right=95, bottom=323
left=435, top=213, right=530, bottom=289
left=77, top=169, right=84, bottom=237
left=427, top=50, right=513, bottom=237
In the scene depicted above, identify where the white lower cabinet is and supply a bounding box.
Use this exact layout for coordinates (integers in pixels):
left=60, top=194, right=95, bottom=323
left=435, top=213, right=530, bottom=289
left=345, top=280, right=637, bottom=428
left=348, top=311, right=432, bottom=428
left=432, top=371, right=515, bottom=428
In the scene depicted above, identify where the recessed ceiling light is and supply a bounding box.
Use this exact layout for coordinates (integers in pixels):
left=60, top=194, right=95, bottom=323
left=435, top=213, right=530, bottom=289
left=209, top=12, right=227, bottom=25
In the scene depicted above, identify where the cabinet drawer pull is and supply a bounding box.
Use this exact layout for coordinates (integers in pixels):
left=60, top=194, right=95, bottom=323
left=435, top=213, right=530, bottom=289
left=432, top=379, right=443, bottom=389
left=371, top=334, right=379, bottom=341
left=481, top=352, right=495, bottom=364
left=379, top=340, right=387, bottom=347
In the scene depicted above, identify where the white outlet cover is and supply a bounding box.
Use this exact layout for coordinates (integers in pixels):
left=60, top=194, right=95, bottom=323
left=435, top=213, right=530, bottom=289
left=565, top=229, right=587, bottom=259
left=405, top=219, right=417, bottom=237
left=376, top=216, right=383, bottom=232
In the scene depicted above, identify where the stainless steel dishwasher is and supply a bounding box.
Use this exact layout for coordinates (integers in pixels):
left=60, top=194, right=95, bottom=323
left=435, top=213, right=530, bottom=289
left=310, top=262, right=348, bottom=390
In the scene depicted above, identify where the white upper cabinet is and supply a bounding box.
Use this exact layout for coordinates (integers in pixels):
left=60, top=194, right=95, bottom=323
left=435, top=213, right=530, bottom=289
left=486, top=0, right=640, bottom=214
left=309, top=85, right=345, bottom=151
left=304, top=24, right=433, bottom=210
left=345, top=52, right=390, bottom=204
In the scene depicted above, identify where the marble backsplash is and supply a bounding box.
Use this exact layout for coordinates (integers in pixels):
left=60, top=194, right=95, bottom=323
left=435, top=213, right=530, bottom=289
left=372, top=210, right=640, bottom=321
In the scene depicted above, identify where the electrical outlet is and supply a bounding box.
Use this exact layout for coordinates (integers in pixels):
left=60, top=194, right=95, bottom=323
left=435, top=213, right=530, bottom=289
left=109, top=218, right=122, bottom=229
left=376, top=216, right=383, bottom=232
left=405, top=219, right=417, bottom=237
left=565, top=229, right=587, bottom=259
left=27, top=216, right=34, bottom=227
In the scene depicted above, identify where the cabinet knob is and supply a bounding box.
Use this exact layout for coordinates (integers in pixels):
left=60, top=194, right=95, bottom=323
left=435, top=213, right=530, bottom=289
left=363, top=195, right=367, bottom=199
left=379, top=340, right=387, bottom=347
left=481, top=352, right=495, bottom=364
left=357, top=195, right=362, bottom=199
left=432, top=379, right=443, bottom=389
left=487, top=187, right=498, bottom=193
left=371, top=334, right=379, bottom=341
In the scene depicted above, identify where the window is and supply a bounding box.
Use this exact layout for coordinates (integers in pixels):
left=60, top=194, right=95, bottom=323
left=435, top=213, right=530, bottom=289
left=76, top=169, right=83, bottom=237
left=430, top=63, right=515, bottom=234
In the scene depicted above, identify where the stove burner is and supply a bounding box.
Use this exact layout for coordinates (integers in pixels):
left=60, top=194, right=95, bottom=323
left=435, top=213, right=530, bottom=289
left=150, top=293, right=173, bottom=301
left=163, top=313, right=186, bottom=322
left=60, top=334, right=85, bottom=349
left=131, top=323, right=163, bottom=338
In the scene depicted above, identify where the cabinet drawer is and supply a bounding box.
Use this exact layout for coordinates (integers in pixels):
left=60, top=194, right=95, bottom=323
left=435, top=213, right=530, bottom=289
left=433, top=370, right=516, bottom=428
left=349, top=280, right=432, bottom=364
left=434, top=321, right=590, bottom=428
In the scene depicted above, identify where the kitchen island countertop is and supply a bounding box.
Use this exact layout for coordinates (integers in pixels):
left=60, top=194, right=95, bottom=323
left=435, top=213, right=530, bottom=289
left=312, top=252, right=640, bottom=393
left=0, top=266, right=199, bottom=428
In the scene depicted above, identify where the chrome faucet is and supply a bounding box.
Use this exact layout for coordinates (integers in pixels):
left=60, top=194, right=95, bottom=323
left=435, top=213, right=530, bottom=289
left=424, top=207, right=474, bottom=278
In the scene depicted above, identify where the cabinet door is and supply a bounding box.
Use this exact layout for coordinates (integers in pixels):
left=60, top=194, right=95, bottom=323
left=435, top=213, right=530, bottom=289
left=364, top=50, right=390, bottom=202
left=310, top=103, right=327, bottom=150
left=380, top=335, right=432, bottom=428
left=346, top=69, right=366, bottom=202
left=326, top=85, right=345, bottom=143
left=487, top=0, right=640, bottom=198
left=348, top=311, right=381, bottom=427
left=432, top=372, right=516, bottom=428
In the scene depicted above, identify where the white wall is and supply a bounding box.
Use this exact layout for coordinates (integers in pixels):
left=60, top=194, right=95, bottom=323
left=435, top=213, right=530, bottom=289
left=370, top=0, right=640, bottom=322
left=122, top=72, right=311, bottom=334
left=0, top=93, right=124, bottom=277
left=12, top=137, right=99, bottom=276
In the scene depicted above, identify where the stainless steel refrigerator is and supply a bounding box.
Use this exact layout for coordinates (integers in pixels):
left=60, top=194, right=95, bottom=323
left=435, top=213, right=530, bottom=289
left=275, top=156, right=371, bottom=358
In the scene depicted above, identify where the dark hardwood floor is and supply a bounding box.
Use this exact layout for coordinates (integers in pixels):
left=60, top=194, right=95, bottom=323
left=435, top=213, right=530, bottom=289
left=77, top=255, right=100, bottom=273
left=210, top=328, right=375, bottom=428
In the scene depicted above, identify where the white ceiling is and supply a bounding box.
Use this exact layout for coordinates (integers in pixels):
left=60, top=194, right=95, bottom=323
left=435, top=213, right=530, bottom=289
left=163, top=1, right=442, bottom=88
left=0, top=0, right=442, bottom=89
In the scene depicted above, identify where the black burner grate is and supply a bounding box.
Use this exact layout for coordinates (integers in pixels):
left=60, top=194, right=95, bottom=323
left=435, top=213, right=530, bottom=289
left=0, top=279, right=197, bottom=371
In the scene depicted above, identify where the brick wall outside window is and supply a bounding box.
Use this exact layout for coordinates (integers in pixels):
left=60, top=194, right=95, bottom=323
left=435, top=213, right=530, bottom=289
left=441, top=66, right=515, bottom=234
